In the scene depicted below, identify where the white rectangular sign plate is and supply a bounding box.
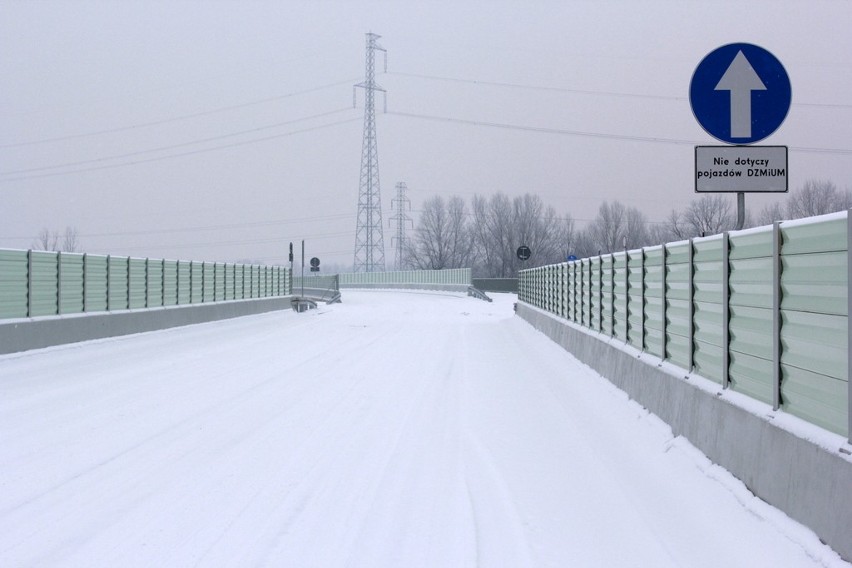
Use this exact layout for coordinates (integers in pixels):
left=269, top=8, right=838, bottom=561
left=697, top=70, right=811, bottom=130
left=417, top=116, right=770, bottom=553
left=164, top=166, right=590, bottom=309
left=695, top=145, right=788, bottom=193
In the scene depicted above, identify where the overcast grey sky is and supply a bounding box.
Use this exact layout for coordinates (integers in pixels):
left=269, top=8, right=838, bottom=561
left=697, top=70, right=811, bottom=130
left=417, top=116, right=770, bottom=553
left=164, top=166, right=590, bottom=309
left=2, top=0, right=851, bottom=267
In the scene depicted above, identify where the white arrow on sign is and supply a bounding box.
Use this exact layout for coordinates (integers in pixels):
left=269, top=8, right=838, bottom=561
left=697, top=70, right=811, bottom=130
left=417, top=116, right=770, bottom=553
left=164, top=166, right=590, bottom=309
left=714, top=50, right=766, bottom=138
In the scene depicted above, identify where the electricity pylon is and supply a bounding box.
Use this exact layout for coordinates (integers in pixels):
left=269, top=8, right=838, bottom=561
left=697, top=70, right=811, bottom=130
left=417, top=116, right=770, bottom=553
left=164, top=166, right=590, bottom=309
left=353, top=32, right=387, bottom=272
left=389, top=181, right=413, bottom=269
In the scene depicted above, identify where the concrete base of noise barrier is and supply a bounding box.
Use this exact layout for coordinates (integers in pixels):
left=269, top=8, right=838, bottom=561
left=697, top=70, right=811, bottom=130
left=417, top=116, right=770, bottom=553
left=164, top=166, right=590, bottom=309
left=0, top=296, right=293, bottom=355
left=515, top=301, right=852, bottom=562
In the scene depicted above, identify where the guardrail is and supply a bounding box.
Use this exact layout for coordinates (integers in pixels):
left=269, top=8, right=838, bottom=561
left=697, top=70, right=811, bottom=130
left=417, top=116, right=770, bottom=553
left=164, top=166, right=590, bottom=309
left=0, top=249, right=291, bottom=319
left=519, top=211, right=850, bottom=441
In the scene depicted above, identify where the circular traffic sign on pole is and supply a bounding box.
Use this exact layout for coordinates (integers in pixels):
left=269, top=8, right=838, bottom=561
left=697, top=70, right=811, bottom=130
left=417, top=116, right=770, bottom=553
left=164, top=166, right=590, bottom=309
left=690, top=43, right=791, bottom=144
left=516, top=245, right=531, bottom=261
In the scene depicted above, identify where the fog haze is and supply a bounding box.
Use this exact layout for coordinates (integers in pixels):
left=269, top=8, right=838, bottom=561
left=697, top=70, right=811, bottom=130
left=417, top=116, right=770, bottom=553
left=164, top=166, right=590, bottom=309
left=2, top=0, right=851, bottom=267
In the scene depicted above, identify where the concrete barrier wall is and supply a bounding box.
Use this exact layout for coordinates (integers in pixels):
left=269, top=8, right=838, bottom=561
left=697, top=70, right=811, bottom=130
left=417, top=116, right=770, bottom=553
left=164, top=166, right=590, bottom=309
left=516, top=302, right=852, bottom=562
left=0, top=296, right=292, bottom=355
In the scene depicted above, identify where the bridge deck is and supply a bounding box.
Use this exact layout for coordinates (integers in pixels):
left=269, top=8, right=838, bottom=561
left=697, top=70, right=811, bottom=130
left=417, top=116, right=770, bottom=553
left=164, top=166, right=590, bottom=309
left=0, top=291, right=845, bottom=567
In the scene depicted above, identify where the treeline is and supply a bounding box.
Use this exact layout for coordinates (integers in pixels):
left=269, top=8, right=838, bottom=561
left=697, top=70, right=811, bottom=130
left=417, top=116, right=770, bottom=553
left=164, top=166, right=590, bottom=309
left=403, top=179, right=850, bottom=277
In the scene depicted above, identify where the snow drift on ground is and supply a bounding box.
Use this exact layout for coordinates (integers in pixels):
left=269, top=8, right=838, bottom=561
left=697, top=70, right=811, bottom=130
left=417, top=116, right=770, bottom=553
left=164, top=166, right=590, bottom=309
left=0, top=290, right=848, bottom=567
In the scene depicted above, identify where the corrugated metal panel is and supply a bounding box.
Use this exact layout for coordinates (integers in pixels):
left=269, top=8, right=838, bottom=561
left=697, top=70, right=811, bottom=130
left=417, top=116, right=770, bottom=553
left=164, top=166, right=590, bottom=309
left=627, top=250, right=643, bottom=350
left=728, top=305, right=774, bottom=404
left=514, top=214, right=847, bottom=437
left=0, top=249, right=28, bottom=318
left=84, top=255, right=108, bottom=312
left=728, top=229, right=775, bottom=400
left=694, top=300, right=723, bottom=383
left=612, top=253, right=627, bottom=340
left=729, top=351, right=774, bottom=404
left=550, top=265, right=558, bottom=314
left=781, top=252, right=846, bottom=316
left=565, top=262, right=579, bottom=321
left=190, top=262, right=203, bottom=303
left=730, top=226, right=773, bottom=260
left=600, top=256, right=613, bottom=335
left=781, top=215, right=846, bottom=256
left=666, top=339, right=691, bottom=371
left=0, top=248, right=288, bottom=320
left=177, top=261, right=191, bottom=305
left=251, top=266, right=260, bottom=298
left=694, top=337, right=724, bottom=384
left=781, top=310, right=846, bottom=381
left=581, top=259, right=591, bottom=326
left=692, top=238, right=723, bottom=383
left=59, top=253, right=84, bottom=314
left=590, top=257, right=601, bottom=330
left=729, top=256, right=773, bottom=309
left=224, top=264, right=234, bottom=300
left=644, top=248, right=664, bottom=357
left=30, top=251, right=58, bottom=317
left=202, top=262, right=214, bottom=302
left=128, top=258, right=146, bottom=309
left=147, top=260, right=163, bottom=308
left=108, top=256, right=129, bottom=310
left=214, top=263, right=225, bottom=300
left=163, top=260, right=178, bottom=306
left=666, top=298, right=691, bottom=343
left=782, top=366, right=847, bottom=435
left=234, top=265, right=245, bottom=299
left=665, top=242, right=692, bottom=367
left=777, top=216, right=847, bottom=435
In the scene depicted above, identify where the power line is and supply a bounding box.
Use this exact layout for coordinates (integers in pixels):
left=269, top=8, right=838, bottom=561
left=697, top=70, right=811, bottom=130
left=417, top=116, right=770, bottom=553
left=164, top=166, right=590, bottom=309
left=1, top=108, right=355, bottom=177
left=386, top=110, right=852, bottom=155
left=0, top=116, right=361, bottom=183
left=389, top=71, right=687, bottom=103
left=388, top=110, right=699, bottom=145
left=0, top=78, right=360, bottom=149
left=389, top=70, right=852, bottom=110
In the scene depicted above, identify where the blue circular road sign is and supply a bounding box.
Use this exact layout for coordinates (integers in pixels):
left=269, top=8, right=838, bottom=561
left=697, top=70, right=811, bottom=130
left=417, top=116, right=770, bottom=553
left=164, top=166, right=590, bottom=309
left=690, top=43, right=791, bottom=144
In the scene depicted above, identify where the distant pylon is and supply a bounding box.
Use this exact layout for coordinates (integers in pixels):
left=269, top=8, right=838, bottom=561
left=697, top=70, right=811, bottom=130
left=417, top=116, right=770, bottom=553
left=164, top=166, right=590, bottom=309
left=353, top=32, right=387, bottom=272
left=389, top=181, right=413, bottom=269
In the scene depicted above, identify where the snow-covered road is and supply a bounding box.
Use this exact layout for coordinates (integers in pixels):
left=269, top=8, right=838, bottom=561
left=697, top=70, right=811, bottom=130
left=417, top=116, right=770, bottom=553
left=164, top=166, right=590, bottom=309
left=0, top=291, right=847, bottom=567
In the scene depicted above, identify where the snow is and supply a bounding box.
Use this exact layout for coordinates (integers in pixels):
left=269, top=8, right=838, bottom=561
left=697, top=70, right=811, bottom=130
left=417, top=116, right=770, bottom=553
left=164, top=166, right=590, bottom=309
left=0, top=290, right=848, bottom=567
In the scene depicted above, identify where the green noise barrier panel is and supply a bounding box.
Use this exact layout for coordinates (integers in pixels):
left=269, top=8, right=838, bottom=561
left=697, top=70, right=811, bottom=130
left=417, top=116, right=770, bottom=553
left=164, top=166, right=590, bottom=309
left=519, top=212, right=851, bottom=441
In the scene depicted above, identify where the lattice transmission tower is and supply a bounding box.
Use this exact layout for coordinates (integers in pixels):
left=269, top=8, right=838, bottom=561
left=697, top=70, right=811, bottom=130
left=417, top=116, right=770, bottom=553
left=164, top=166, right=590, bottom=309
left=389, top=181, right=413, bottom=269
left=353, top=32, right=387, bottom=272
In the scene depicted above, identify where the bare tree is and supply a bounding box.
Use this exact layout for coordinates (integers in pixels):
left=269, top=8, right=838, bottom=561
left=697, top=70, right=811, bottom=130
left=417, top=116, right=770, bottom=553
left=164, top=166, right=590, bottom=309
left=62, top=227, right=81, bottom=252
left=513, top=194, right=573, bottom=267
left=754, top=201, right=786, bottom=226
left=407, top=196, right=473, bottom=270
left=785, top=179, right=850, bottom=219
left=682, top=194, right=736, bottom=237
left=32, top=226, right=81, bottom=252
left=471, top=193, right=516, bottom=277
left=33, top=228, right=60, bottom=251
left=470, top=192, right=575, bottom=275
left=584, top=201, right=650, bottom=254
left=649, top=209, right=687, bottom=244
